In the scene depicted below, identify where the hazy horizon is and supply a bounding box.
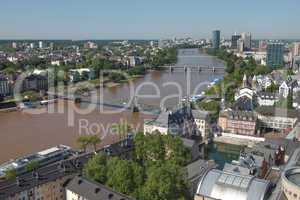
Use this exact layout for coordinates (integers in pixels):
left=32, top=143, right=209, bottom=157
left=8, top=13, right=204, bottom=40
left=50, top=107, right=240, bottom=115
left=1, top=0, right=299, bottom=40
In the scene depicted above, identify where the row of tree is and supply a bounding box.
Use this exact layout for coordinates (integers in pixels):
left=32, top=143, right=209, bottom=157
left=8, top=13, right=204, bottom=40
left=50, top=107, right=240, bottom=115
left=77, top=134, right=101, bottom=152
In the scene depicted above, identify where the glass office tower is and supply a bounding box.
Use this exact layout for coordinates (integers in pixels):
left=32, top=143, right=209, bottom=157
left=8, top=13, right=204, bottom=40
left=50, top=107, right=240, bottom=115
left=212, top=30, right=221, bottom=49
left=267, top=42, right=284, bottom=68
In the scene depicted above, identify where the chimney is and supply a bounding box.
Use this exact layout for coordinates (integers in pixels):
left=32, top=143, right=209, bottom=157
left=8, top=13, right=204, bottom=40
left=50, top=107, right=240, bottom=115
left=95, top=188, right=101, bottom=194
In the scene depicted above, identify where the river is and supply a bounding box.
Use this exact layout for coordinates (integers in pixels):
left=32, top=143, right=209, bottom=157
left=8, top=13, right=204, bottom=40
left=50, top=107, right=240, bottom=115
left=0, top=48, right=225, bottom=163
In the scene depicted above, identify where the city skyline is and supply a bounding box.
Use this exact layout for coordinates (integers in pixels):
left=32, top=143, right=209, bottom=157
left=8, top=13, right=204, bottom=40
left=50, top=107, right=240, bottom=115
left=0, top=0, right=300, bottom=40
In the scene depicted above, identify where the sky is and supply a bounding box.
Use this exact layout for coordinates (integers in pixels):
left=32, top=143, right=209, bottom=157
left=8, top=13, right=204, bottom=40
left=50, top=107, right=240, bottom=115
left=0, top=0, right=299, bottom=40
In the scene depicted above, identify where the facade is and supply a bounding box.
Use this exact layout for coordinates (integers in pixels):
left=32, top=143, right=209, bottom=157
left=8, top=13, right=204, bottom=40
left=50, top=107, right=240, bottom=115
left=23, top=74, right=48, bottom=91
left=279, top=81, right=290, bottom=98
left=39, top=41, right=43, bottom=49
left=218, top=110, right=258, bottom=136
left=69, top=68, right=96, bottom=82
left=83, top=41, right=98, bottom=49
left=235, top=87, right=255, bottom=101
left=257, top=92, right=279, bottom=106
left=293, top=42, right=300, bottom=57
left=259, top=40, right=268, bottom=51
left=0, top=75, right=11, bottom=96
left=12, top=42, right=17, bottom=49
left=231, top=34, right=241, bottom=49
left=237, top=39, right=244, bottom=53
left=66, top=176, right=134, bottom=200
left=232, top=75, right=257, bottom=111
left=256, top=106, right=298, bottom=130
left=256, top=75, right=272, bottom=90
left=194, top=168, right=271, bottom=200
left=266, top=42, right=284, bottom=68
left=192, top=110, right=210, bottom=138
left=128, top=56, right=141, bottom=67
left=212, top=30, right=220, bottom=49
left=144, top=105, right=199, bottom=137
left=5, top=175, right=71, bottom=200
left=241, top=32, right=252, bottom=50
left=279, top=79, right=298, bottom=98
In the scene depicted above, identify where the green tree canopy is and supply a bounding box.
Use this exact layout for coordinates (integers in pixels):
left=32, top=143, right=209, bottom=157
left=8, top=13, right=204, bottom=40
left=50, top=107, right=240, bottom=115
left=83, top=153, right=108, bottom=184
left=5, top=168, right=17, bottom=180
left=77, top=134, right=101, bottom=152
left=83, top=132, right=191, bottom=200
left=107, top=158, right=144, bottom=196
left=26, top=160, right=40, bottom=172
left=140, top=163, right=188, bottom=200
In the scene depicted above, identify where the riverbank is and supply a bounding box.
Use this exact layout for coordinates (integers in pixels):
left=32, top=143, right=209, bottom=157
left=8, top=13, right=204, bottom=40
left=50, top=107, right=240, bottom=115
left=0, top=101, right=18, bottom=113
left=214, top=132, right=265, bottom=147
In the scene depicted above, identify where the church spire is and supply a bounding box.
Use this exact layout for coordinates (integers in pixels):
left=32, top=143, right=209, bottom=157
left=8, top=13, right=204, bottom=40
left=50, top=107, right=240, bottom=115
left=252, top=75, right=257, bottom=90
left=242, top=74, right=247, bottom=88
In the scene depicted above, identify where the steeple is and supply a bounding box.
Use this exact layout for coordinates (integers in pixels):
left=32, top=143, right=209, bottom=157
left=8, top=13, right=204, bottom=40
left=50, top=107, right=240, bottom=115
left=252, top=75, right=257, bottom=90
left=242, top=74, right=247, bottom=88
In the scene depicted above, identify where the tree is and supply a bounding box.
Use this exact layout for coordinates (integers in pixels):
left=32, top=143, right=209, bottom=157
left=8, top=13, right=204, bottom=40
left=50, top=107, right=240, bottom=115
left=108, top=72, right=126, bottom=83
left=196, top=100, right=220, bottom=113
left=134, top=132, right=146, bottom=162
left=143, top=132, right=166, bottom=164
left=77, top=134, right=101, bottom=152
left=265, top=82, right=279, bottom=93
left=163, top=135, right=191, bottom=166
left=150, top=48, right=177, bottom=68
left=254, top=65, right=271, bottom=75
left=82, top=133, right=192, bottom=200
left=83, top=153, right=108, bottom=184
left=106, top=157, right=144, bottom=196
left=5, top=168, right=17, bottom=180
left=140, top=163, right=188, bottom=200
left=22, top=90, right=41, bottom=102
left=26, top=160, right=40, bottom=172
left=89, top=135, right=101, bottom=152
left=225, top=61, right=234, bottom=73
left=77, top=135, right=90, bottom=152
left=134, top=132, right=190, bottom=167
left=287, top=69, right=295, bottom=76
left=287, top=90, right=293, bottom=109
left=128, top=66, right=146, bottom=76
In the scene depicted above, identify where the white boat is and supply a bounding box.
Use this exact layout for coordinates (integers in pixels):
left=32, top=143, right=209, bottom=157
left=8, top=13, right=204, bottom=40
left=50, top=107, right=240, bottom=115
left=40, top=99, right=58, bottom=105
left=181, top=95, right=204, bottom=102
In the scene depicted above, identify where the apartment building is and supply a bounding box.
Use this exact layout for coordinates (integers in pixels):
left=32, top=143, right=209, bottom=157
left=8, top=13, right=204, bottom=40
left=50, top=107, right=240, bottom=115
left=218, top=110, right=258, bottom=136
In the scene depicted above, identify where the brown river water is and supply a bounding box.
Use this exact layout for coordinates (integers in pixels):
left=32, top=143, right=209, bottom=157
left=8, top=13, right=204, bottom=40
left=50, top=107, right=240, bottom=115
left=0, top=49, right=225, bottom=163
